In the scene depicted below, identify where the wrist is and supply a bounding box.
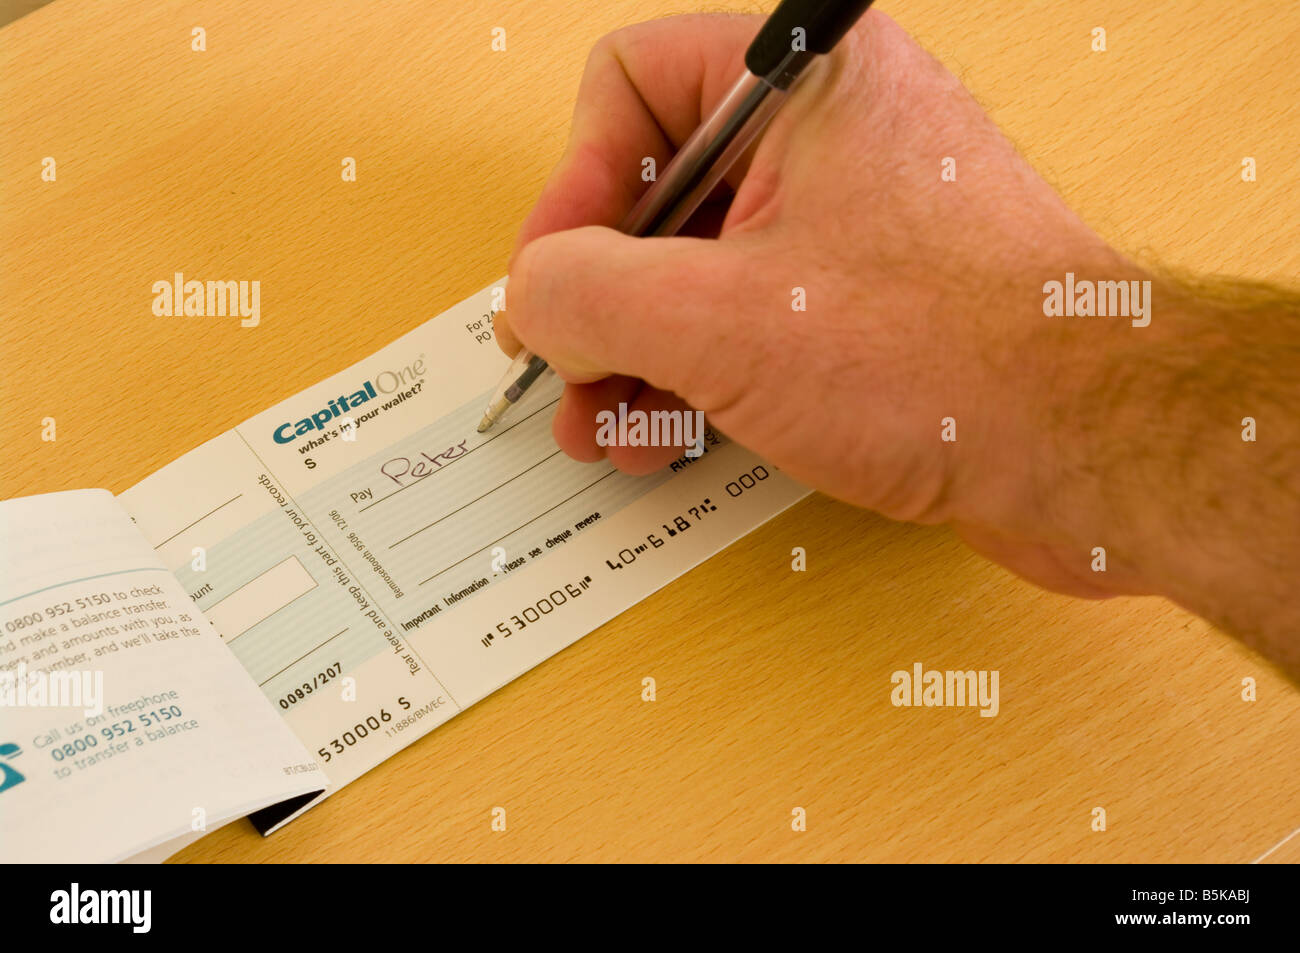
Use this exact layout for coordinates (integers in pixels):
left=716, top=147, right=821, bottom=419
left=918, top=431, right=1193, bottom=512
left=952, top=239, right=1173, bottom=599
left=1021, top=258, right=1298, bottom=651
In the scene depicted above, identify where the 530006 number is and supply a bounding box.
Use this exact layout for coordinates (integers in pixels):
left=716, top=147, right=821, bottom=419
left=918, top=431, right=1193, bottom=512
left=316, top=697, right=410, bottom=763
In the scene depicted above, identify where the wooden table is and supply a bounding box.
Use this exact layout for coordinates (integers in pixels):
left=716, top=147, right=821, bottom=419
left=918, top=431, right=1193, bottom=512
left=2, top=0, right=1296, bottom=863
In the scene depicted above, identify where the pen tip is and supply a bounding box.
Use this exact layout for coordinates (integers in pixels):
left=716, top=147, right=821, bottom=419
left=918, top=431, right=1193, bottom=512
left=476, top=415, right=494, bottom=433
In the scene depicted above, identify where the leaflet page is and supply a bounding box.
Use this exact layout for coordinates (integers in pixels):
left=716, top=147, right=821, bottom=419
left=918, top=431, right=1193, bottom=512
left=0, top=490, right=327, bottom=862
left=117, top=280, right=810, bottom=832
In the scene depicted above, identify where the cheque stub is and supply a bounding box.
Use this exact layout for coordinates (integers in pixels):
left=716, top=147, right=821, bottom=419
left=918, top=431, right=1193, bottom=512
left=117, top=280, right=809, bottom=830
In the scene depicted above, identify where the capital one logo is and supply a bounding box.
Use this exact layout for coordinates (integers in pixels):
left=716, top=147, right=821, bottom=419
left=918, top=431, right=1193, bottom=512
left=0, top=742, right=25, bottom=793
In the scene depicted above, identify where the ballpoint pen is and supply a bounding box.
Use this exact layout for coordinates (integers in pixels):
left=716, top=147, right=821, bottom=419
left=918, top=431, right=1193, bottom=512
left=477, top=0, right=875, bottom=433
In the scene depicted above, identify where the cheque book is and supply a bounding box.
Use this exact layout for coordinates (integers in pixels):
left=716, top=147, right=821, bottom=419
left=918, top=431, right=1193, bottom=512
left=0, top=280, right=810, bottom=863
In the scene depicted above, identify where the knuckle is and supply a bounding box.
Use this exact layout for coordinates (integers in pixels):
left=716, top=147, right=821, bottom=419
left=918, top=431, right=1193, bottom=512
left=585, top=27, right=632, bottom=71
left=509, top=239, right=551, bottom=336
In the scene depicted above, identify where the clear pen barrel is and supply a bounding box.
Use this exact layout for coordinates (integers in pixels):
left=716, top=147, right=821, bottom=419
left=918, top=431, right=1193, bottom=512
left=619, top=56, right=817, bottom=238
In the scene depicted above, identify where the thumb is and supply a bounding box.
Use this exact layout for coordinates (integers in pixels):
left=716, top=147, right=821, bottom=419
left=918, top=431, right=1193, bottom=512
left=506, top=224, right=765, bottom=410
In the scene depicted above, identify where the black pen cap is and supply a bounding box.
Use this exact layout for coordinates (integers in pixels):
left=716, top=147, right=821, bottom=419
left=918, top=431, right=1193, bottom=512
left=745, top=0, right=875, bottom=86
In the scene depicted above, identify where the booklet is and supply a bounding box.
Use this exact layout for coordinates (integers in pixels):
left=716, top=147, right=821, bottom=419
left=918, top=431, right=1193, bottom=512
left=0, top=281, right=809, bottom=862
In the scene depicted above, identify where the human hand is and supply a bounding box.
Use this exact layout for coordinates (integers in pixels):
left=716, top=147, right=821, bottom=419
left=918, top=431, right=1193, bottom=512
left=493, top=11, right=1300, bottom=672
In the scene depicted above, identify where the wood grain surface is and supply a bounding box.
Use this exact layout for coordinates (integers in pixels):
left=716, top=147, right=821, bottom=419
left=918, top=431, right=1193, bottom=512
left=1, top=0, right=1296, bottom=863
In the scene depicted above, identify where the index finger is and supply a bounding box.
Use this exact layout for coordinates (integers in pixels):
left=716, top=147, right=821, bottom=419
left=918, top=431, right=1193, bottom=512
left=509, top=14, right=763, bottom=265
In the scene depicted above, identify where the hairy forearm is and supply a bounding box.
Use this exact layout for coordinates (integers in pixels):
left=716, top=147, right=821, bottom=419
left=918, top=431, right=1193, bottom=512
left=1054, top=266, right=1300, bottom=675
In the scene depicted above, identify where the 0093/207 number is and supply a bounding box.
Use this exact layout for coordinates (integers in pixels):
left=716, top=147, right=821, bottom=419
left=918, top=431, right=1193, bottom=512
left=279, top=661, right=344, bottom=709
